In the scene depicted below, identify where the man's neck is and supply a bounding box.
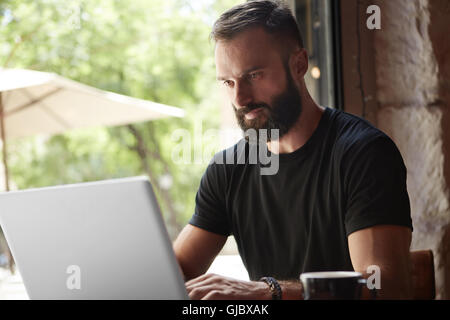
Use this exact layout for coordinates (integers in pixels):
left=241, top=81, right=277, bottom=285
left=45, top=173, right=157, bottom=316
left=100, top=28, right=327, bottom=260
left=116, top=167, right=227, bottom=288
left=267, top=97, right=325, bottom=155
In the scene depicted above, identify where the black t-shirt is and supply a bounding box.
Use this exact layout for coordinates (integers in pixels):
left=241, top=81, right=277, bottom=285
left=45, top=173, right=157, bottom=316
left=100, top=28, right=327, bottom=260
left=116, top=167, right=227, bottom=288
left=189, top=107, right=413, bottom=281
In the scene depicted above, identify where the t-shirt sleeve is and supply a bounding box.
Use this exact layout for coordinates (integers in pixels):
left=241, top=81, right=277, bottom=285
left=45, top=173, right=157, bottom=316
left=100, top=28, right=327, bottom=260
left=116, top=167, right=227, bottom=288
left=189, top=161, right=231, bottom=236
left=343, top=135, right=413, bottom=236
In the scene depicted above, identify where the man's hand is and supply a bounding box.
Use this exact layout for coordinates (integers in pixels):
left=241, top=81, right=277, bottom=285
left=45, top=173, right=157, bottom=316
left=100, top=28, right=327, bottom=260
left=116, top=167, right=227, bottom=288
left=186, top=273, right=271, bottom=300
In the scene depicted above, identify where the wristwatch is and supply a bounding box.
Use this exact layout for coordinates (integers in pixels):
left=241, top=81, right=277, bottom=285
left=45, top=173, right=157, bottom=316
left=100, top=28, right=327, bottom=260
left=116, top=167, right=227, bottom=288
left=259, top=276, right=282, bottom=300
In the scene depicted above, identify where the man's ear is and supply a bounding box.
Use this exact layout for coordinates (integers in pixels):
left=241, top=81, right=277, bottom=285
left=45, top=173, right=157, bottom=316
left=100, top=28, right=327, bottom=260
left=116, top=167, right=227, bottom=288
left=289, top=48, right=308, bottom=81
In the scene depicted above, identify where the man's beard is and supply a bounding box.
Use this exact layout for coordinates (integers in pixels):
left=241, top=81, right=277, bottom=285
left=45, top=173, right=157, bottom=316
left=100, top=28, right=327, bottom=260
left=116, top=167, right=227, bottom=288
left=233, top=69, right=302, bottom=141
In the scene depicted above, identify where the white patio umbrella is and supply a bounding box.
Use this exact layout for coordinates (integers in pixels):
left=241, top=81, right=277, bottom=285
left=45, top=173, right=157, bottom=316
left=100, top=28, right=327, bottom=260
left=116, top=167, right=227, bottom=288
left=0, top=68, right=185, bottom=191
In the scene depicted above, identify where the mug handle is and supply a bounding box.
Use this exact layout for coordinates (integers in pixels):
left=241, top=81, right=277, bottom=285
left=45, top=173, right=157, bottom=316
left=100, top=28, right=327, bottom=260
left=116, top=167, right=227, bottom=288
left=358, top=278, right=377, bottom=300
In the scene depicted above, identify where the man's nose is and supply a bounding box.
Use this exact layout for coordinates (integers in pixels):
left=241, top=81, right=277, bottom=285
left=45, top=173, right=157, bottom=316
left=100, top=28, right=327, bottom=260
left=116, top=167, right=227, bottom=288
left=233, top=81, right=253, bottom=109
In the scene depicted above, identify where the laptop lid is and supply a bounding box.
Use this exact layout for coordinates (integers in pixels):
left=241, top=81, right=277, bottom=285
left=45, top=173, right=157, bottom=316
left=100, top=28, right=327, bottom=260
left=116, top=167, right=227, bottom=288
left=0, top=176, right=188, bottom=300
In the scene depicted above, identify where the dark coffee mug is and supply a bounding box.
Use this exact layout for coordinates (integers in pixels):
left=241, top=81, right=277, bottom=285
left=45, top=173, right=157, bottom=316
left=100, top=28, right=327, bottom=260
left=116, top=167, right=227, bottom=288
left=300, top=271, right=366, bottom=300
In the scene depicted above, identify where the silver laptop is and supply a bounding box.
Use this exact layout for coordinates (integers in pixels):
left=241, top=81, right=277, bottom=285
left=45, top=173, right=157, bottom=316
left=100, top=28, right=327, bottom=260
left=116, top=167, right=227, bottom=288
left=0, top=176, right=188, bottom=300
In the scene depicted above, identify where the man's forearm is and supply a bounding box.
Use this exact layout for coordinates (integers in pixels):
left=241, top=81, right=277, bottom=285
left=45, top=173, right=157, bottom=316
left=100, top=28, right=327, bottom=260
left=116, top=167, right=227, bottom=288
left=256, top=279, right=304, bottom=300
left=359, top=269, right=413, bottom=300
left=279, top=280, right=304, bottom=300
left=184, top=272, right=306, bottom=300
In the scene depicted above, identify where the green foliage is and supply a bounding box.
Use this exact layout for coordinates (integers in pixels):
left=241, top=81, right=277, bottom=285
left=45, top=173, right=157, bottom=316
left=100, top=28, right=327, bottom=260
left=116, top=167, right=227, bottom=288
left=1, top=0, right=242, bottom=238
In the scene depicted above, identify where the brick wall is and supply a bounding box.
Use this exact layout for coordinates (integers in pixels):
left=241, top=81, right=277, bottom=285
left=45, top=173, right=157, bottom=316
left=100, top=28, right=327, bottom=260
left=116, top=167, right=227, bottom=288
left=363, top=0, right=450, bottom=299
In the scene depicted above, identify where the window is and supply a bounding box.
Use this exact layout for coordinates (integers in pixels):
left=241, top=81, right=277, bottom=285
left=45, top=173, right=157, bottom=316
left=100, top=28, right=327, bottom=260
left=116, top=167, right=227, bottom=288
left=294, top=0, right=342, bottom=109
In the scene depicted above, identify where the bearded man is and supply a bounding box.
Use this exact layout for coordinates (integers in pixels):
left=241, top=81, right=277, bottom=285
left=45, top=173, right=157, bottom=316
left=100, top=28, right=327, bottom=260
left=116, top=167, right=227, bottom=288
left=174, top=0, right=413, bottom=300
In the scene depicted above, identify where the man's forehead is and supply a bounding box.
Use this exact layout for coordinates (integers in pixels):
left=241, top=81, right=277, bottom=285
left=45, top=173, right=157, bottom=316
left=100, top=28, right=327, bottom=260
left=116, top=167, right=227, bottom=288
left=214, top=28, right=281, bottom=78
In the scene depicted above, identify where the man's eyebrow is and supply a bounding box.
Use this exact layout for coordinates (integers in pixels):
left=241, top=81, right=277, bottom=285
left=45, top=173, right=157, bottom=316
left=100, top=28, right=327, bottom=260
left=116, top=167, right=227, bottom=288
left=216, top=66, right=265, bottom=81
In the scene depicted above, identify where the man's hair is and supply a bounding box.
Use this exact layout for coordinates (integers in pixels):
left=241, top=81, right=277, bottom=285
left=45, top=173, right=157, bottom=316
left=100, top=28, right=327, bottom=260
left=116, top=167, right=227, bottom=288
left=211, top=0, right=304, bottom=51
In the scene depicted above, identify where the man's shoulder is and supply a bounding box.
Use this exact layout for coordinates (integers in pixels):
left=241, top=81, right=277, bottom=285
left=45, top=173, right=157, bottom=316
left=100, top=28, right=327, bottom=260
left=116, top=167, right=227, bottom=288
left=331, top=108, right=393, bottom=153
left=327, top=109, right=404, bottom=169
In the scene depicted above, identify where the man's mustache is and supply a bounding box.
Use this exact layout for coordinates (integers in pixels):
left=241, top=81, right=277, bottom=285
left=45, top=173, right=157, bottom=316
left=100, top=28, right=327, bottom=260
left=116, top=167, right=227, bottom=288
left=233, top=103, right=270, bottom=117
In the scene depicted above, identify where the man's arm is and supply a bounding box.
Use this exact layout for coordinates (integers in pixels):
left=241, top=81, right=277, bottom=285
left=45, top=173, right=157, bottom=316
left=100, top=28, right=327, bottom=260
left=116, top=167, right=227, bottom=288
left=348, top=224, right=413, bottom=299
left=173, top=224, right=227, bottom=281
left=176, top=224, right=412, bottom=300
left=174, top=224, right=304, bottom=299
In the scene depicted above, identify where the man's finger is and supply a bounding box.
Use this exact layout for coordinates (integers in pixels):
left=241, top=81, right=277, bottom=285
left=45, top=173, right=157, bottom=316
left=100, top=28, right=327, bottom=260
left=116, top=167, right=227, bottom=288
left=186, top=273, right=220, bottom=290
left=188, top=284, right=218, bottom=300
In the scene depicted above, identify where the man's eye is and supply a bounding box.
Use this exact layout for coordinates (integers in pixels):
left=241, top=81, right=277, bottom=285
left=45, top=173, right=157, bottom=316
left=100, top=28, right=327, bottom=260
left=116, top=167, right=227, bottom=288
left=248, top=72, right=261, bottom=80
left=223, top=80, right=233, bottom=87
